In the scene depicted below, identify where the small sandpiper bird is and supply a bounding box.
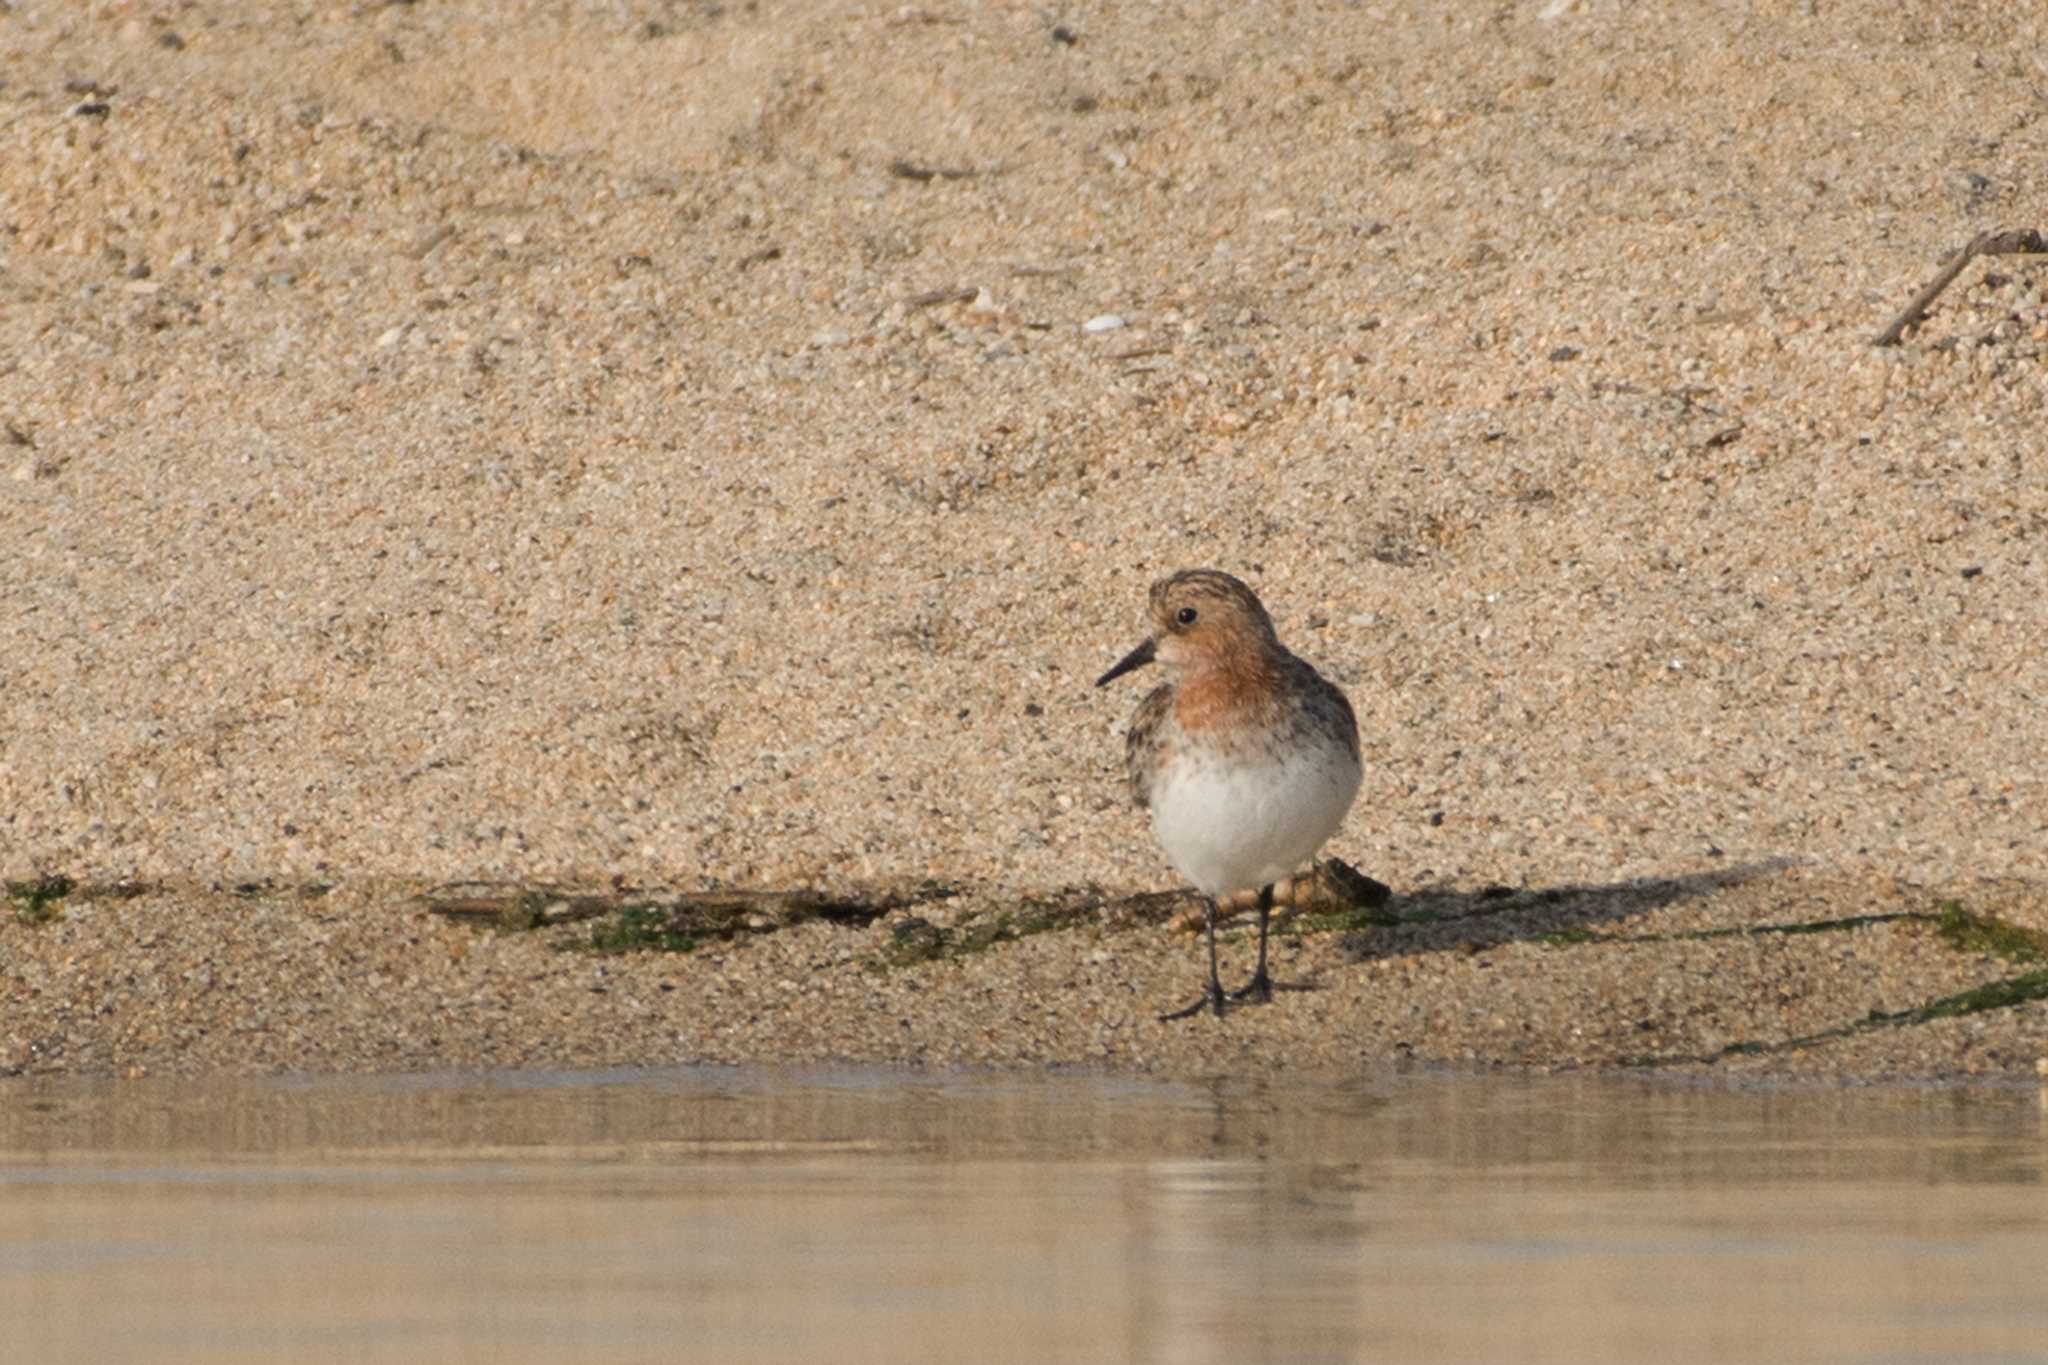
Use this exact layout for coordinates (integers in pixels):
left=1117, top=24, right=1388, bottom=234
left=1098, top=569, right=1363, bottom=1020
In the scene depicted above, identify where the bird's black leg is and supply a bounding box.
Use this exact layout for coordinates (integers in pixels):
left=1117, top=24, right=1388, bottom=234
left=1230, top=884, right=1278, bottom=1003
left=1159, top=896, right=1229, bottom=1021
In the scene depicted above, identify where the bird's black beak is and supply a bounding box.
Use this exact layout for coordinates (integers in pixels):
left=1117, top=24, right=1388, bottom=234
left=1096, top=637, right=1157, bottom=687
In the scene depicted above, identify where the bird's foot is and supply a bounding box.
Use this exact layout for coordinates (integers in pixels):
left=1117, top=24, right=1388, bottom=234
left=1228, top=968, right=1274, bottom=1004
left=1158, top=980, right=1229, bottom=1022
left=1228, top=971, right=1318, bottom=1003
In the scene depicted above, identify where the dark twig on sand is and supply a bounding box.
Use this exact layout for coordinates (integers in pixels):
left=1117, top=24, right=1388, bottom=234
left=906, top=286, right=977, bottom=309
left=1871, top=227, right=2048, bottom=346
left=889, top=159, right=978, bottom=183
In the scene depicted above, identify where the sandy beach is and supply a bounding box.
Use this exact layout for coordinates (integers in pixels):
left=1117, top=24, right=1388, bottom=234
left=3, top=0, right=2046, bottom=1081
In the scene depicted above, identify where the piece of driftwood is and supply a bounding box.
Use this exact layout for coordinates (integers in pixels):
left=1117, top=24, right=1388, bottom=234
left=1163, top=858, right=1395, bottom=935
left=1871, top=227, right=2047, bottom=346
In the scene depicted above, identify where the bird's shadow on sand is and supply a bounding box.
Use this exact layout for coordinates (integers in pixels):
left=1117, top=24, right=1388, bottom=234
left=1333, top=856, right=1811, bottom=961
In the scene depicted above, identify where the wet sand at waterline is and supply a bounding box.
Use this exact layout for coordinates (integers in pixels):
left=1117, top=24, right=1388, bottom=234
left=3, top=2, right=2047, bottom=1081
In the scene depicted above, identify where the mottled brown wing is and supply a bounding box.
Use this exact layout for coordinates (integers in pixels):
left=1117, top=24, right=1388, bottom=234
left=1124, top=683, right=1175, bottom=809
left=1317, top=662, right=1362, bottom=764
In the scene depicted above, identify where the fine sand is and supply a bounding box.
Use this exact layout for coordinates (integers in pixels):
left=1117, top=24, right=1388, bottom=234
left=3, top=0, right=2047, bottom=1081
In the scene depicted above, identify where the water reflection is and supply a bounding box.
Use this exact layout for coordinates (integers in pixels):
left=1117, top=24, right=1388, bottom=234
left=1, top=1069, right=2044, bottom=1363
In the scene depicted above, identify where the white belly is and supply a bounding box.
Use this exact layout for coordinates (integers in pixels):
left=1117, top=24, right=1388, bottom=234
left=1149, top=741, right=1362, bottom=898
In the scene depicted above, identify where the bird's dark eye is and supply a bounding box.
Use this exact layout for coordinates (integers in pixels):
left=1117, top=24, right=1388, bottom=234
left=1175, top=606, right=1198, bottom=627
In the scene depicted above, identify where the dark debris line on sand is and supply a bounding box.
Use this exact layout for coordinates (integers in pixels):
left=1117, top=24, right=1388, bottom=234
left=1, top=866, right=2045, bottom=1079
left=1621, top=900, right=2048, bottom=1070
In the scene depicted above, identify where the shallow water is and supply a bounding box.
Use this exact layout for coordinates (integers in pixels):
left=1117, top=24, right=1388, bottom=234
left=2, top=1067, right=2045, bottom=1364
